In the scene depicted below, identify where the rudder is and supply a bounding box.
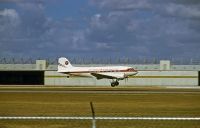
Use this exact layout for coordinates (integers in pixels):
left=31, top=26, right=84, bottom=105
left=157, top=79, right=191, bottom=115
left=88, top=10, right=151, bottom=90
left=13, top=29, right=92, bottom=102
left=58, top=57, right=72, bottom=72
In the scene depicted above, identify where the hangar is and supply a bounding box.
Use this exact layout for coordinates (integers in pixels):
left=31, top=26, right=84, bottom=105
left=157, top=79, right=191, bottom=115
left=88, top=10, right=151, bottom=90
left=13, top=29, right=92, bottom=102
left=0, top=71, right=44, bottom=85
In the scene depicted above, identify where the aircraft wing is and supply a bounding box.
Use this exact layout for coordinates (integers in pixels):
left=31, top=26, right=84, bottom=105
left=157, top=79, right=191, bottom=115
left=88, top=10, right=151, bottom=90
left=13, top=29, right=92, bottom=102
left=91, top=72, right=124, bottom=80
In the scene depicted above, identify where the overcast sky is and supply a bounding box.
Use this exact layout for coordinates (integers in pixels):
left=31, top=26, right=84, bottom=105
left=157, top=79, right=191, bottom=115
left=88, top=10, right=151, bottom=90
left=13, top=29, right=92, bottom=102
left=0, top=0, right=200, bottom=59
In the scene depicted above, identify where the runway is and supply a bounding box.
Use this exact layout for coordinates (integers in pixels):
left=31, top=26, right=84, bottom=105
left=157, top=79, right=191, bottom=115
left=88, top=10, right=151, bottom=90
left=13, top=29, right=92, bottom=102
left=0, top=86, right=200, bottom=94
left=0, top=90, right=200, bottom=94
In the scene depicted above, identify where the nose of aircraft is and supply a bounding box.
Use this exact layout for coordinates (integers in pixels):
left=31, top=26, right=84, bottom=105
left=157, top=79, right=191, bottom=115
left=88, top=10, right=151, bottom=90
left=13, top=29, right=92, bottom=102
left=125, top=70, right=138, bottom=77
left=133, top=70, right=138, bottom=75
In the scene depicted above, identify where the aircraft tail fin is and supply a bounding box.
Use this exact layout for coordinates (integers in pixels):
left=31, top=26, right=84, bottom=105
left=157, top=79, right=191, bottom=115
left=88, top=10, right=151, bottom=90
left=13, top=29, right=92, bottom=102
left=57, top=57, right=73, bottom=72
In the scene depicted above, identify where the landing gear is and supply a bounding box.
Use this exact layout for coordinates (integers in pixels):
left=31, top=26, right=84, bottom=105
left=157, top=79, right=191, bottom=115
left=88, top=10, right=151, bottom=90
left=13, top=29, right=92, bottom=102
left=111, top=80, right=119, bottom=87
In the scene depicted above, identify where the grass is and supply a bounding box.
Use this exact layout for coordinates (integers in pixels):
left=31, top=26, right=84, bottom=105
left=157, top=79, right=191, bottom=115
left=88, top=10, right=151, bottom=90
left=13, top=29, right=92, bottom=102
left=0, top=86, right=200, bottom=128
left=0, top=120, right=200, bottom=128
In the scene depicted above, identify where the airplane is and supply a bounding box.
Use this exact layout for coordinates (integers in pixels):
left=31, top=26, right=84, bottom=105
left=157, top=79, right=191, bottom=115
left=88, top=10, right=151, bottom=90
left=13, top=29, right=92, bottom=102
left=57, top=57, right=138, bottom=87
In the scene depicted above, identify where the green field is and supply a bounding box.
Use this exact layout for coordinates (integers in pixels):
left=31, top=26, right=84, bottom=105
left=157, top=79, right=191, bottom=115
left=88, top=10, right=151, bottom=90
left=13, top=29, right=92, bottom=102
left=0, top=86, right=200, bottom=128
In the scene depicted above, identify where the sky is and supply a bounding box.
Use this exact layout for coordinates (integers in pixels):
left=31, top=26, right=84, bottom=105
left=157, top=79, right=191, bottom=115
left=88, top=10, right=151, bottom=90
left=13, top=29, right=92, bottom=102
left=0, top=0, right=200, bottom=59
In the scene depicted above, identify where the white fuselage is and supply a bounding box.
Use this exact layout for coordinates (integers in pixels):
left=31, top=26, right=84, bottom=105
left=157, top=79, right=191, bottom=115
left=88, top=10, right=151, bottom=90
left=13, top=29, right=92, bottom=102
left=57, top=57, right=138, bottom=86
left=58, top=66, right=138, bottom=79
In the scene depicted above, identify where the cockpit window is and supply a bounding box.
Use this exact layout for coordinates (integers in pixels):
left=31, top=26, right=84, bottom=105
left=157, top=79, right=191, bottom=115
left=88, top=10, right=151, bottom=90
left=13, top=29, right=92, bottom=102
left=127, top=68, right=135, bottom=71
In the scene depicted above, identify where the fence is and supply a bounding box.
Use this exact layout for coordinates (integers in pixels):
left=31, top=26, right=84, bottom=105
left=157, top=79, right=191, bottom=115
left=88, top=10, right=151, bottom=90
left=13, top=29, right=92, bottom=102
left=1, top=102, right=200, bottom=128
left=0, top=116, right=200, bottom=128
left=1, top=57, right=200, bottom=65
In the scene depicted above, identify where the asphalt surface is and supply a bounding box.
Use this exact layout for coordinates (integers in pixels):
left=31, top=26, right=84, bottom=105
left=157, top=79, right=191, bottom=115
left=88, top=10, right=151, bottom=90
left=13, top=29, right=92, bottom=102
left=0, top=89, right=200, bottom=94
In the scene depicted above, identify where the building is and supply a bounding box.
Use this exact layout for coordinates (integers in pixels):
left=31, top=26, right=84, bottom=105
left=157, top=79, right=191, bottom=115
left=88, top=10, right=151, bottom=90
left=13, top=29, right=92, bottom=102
left=0, top=60, right=199, bottom=86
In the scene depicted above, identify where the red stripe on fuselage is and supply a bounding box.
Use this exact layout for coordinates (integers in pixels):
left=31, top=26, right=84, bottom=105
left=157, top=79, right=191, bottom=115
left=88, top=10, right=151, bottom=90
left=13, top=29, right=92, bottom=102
left=64, top=69, right=137, bottom=73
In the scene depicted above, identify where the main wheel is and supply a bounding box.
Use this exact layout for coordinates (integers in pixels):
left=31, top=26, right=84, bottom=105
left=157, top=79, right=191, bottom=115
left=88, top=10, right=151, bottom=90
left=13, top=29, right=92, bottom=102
left=115, top=81, right=119, bottom=86
left=111, top=82, right=115, bottom=87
